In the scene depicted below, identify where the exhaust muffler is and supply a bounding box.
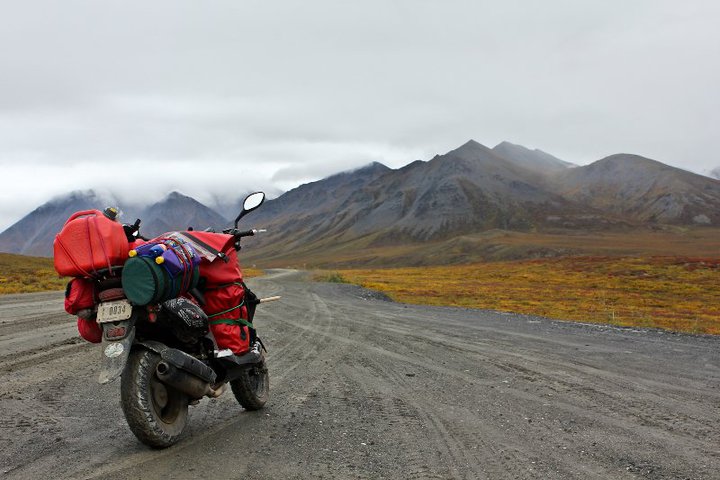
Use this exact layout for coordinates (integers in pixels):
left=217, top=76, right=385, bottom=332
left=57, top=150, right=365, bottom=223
left=156, top=361, right=223, bottom=399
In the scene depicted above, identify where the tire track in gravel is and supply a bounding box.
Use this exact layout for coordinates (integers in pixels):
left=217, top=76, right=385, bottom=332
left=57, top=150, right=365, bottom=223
left=337, top=297, right=720, bottom=444
left=317, top=291, right=534, bottom=479
left=334, top=321, right=541, bottom=479
left=0, top=337, right=88, bottom=373
left=0, top=312, right=73, bottom=334
left=264, top=292, right=328, bottom=384
left=324, top=302, right=476, bottom=479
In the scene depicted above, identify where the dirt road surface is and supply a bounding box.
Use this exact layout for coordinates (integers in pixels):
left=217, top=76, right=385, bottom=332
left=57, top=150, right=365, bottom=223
left=1, top=270, right=719, bottom=479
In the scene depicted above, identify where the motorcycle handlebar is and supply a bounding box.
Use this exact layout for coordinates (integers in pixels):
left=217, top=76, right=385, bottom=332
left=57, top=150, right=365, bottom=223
left=236, top=229, right=256, bottom=238
left=222, top=228, right=267, bottom=238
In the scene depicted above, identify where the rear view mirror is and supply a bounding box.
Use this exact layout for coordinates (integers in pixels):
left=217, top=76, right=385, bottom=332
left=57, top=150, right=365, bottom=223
left=234, top=192, right=266, bottom=227
left=243, top=192, right=265, bottom=212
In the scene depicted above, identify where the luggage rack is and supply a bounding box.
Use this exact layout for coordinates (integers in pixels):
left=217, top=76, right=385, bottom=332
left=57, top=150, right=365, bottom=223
left=93, top=266, right=124, bottom=280
left=95, top=268, right=124, bottom=293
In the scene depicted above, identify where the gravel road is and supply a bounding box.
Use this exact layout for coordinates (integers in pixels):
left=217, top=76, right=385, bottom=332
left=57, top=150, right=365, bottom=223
left=1, top=270, right=719, bottom=479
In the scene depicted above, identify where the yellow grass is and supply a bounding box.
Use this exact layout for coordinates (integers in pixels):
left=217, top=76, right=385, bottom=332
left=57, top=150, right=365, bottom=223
left=0, top=253, right=67, bottom=294
left=325, top=256, right=720, bottom=335
left=242, top=268, right=264, bottom=278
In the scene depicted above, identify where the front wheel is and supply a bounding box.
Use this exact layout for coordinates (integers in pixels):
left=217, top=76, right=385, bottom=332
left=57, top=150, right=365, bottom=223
left=120, top=349, right=189, bottom=448
left=230, top=359, right=269, bottom=410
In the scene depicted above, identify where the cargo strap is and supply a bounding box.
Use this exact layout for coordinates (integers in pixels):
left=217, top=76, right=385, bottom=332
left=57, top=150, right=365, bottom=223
left=205, top=282, right=252, bottom=328
left=153, top=236, right=198, bottom=293
left=55, top=236, right=92, bottom=277
left=208, top=317, right=255, bottom=330
left=88, top=216, right=113, bottom=275
left=206, top=296, right=246, bottom=319
left=178, top=232, right=228, bottom=263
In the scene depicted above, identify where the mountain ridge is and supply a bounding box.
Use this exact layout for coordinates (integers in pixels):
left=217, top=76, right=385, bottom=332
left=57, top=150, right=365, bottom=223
left=139, top=191, right=230, bottom=237
left=1, top=141, right=718, bottom=259
left=492, top=141, right=576, bottom=173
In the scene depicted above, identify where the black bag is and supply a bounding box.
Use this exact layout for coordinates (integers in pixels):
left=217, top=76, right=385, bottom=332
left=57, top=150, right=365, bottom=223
left=161, top=297, right=209, bottom=344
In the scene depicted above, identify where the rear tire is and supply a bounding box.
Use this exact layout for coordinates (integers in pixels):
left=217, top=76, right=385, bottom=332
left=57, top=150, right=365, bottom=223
left=230, top=359, right=269, bottom=410
left=120, top=349, right=189, bottom=448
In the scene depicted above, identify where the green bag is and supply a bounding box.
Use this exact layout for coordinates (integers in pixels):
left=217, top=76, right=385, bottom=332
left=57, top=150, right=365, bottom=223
left=121, top=256, right=199, bottom=306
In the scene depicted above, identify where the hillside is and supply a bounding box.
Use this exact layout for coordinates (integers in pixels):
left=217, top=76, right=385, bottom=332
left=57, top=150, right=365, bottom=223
left=553, top=154, right=720, bottom=225
left=253, top=140, right=598, bottom=251
left=0, top=252, right=66, bottom=293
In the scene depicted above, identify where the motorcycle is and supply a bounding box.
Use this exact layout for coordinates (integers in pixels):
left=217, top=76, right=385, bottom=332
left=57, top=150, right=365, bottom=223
left=78, top=192, right=272, bottom=448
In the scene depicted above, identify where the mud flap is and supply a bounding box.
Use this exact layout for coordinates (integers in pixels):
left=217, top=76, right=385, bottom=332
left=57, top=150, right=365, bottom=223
left=98, top=322, right=136, bottom=384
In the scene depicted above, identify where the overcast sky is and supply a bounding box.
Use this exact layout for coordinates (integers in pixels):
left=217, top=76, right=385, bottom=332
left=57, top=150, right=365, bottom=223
left=1, top=0, right=719, bottom=230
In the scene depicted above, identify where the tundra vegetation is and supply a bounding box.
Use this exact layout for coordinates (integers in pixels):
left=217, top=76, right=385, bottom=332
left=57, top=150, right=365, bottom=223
left=0, top=253, right=67, bottom=294
left=316, top=256, right=720, bottom=335
left=3, top=250, right=718, bottom=335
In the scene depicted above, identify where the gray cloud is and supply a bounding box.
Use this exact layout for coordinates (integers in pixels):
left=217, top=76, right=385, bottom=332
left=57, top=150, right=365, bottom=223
left=1, top=0, right=719, bottom=229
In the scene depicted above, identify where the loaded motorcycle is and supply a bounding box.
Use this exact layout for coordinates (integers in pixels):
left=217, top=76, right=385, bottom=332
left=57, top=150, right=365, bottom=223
left=55, top=192, right=273, bottom=448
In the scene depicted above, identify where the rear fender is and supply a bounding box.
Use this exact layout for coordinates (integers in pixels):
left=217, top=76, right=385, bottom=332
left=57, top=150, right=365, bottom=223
left=97, top=317, right=136, bottom=384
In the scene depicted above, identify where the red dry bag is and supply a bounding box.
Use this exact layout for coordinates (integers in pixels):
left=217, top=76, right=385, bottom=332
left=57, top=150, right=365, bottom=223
left=181, top=231, right=252, bottom=355
left=64, top=277, right=96, bottom=315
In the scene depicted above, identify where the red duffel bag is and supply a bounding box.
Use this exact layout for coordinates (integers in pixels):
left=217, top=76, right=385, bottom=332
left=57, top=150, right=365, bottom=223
left=205, top=282, right=251, bottom=354
left=65, top=277, right=102, bottom=343
left=77, top=317, right=102, bottom=343
left=177, top=231, right=252, bottom=355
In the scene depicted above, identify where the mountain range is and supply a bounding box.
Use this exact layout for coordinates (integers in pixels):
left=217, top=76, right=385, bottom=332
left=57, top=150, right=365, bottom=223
left=1, top=140, right=718, bottom=262
left=0, top=191, right=229, bottom=257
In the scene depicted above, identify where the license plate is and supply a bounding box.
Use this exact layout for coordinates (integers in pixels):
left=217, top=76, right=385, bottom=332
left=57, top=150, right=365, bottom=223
left=97, top=300, right=132, bottom=323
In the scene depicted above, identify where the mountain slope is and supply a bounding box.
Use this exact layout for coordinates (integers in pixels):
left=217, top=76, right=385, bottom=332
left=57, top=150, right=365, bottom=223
left=492, top=141, right=575, bottom=174
left=248, top=162, right=393, bottom=243
left=345, top=140, right=586, bottom=239
left=253, top=162, right=392, bottom=219
left=0, top=190, right=117, bottom=257
left=553, top=154, right=720, bottom=224
left=136, top=192, right=230, bottom=238
left=246, top=141, right=602, bottom=266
